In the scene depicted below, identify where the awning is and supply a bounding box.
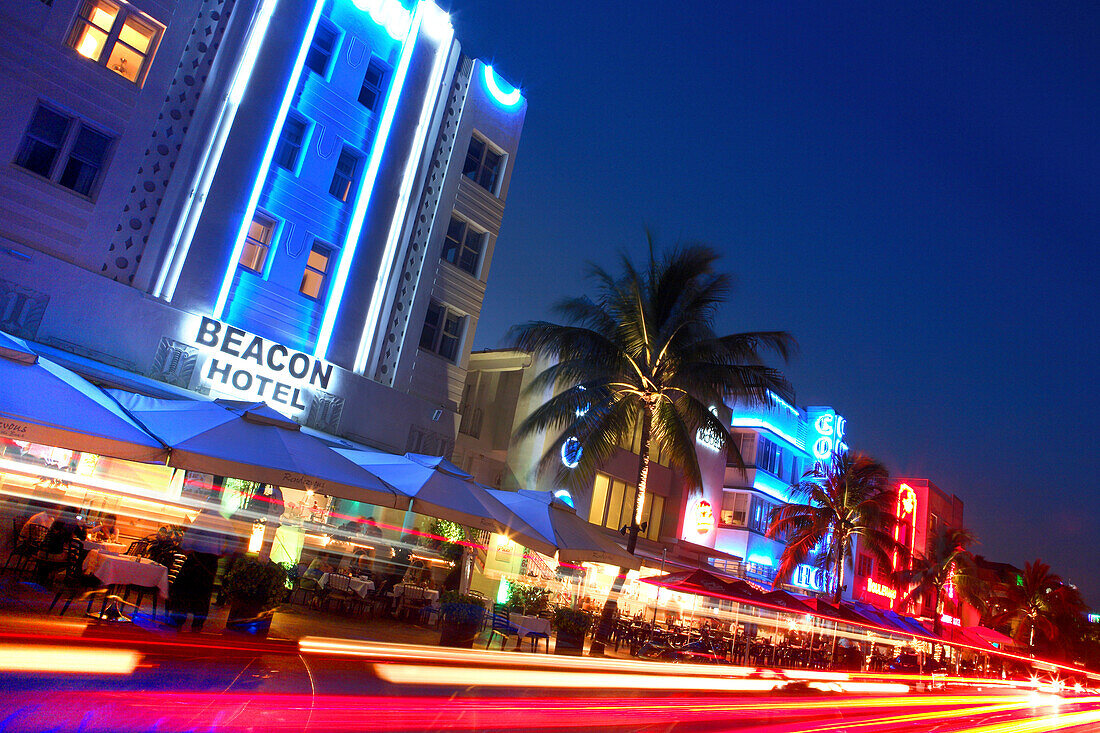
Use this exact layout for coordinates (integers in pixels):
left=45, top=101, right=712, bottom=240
left=0, top=330, right=166, bottom=463
left=108, top=391, right=399, bottom=507
left=486, top=488, right=641, bottom=569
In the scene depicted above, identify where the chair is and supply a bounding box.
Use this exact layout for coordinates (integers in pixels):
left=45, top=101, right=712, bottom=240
left=2, top=523, right=48, bottom=577
left=321, top=573, right=358, bottom=615
left=487, top=604, right=519, bottom=650
left=124, top=555, right=175, bottom=622
left=396, top=585, right=428, bottom=622
left=125, top=539, right=150, bottom=558
left=524, top=610, right=552, bottom=653
left=49, top=536, right=101, bottom=616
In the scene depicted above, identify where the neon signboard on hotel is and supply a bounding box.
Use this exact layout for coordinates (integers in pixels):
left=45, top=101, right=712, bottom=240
left=866, top=578, right=897, bottom=601
left=190, top=315, right=338, bottom=412
left=811, top=412, right=848, bottom=460
left=690, top=497, right=715, bottom=534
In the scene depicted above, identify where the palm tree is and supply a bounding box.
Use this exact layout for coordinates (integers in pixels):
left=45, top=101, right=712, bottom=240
left=510, top=242, right=795, bottom=557
left=767, top=452, right=899, bottom=605
left=894, top=526, right=985, bottom=636
left=990, top=560, right=1086, bottom=651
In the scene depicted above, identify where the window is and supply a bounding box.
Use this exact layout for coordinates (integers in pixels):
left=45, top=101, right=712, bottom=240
left=857, top=553, right=873, bottom=578
left=299, top=242, right=331, bottom=299
left=462, top=135, right=504, bottom=193
left=358, top=57, right=389, bottom=111
left=304, top=19, right=338, bottom=77
left=756, top=437, right=782, bottom=476
left=329, top=147, right=360, bottom=202
left=239, top=212, right=276, bottom=273
left=441, top=216, right=486, bottom=276
left=67, top=1, right=160, bottom=85
left=15, top=104, right=114, bottom=197
left=274, top=115, right=308, bottom=172
left=419, top=302, right=464, bottom=362
left=748, top=495, right=778, bottom=535
left=720, top=491, right=749, bottom=527
left=729, top=432, right=755, bottom=466
left=588, top=472, right=662, bottom=541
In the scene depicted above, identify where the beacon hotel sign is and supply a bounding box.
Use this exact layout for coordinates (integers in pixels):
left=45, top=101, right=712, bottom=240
left=149, top=316, right=345, bottom=432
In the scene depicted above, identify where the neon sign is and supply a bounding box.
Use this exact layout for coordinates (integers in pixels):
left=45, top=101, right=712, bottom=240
left=560, top=437, right=582, bottom=468
left=190, top=315, right=337, bottom=412
left=811, top=412, right=847, bottom=460
left=482, top=64, right=523, bottom=108
left=792, top=563, right=826, bottom=593
left=940, top=613, right=961, bottom=627
left=866, top=578, right=897, bottom=600
left=893, top=482, right=918, bottom=570
left=696, top=405, right=723, bottom=452
left=690, top=498, right=714, bottom=534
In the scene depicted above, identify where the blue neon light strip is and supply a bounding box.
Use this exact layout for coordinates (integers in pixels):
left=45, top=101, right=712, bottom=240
left=155, top=0, right=281, bottom=300
left=315, top=3, right=424, bottom=359
left=353, top=5, right=453, bottom=372
left=482, top=64, right=522, bottom=108
left=729, top=417, right=804, bottom=450
left=212, top=0, right=326, bottom=319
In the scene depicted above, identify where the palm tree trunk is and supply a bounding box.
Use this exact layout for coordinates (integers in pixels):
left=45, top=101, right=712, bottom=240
left=831, top=538, right=844, bottom=605
left=592, top=404, right=652, bottom=655
left=932, top=586, right=943, bottom=637
left=626, top=404, right=653, bottom=556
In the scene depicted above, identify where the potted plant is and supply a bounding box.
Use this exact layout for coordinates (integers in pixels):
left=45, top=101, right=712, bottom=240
left=223, top=556, right=287, bottom=636
left=438, top=591, right=487, bottom=648
left=553, top=606, right=594, bottom=656
left=506, top=583, right=550, bottom=616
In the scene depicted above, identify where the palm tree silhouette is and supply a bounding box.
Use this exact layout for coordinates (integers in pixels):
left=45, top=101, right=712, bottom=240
left=510, top=242, right=795, bottom=555
left=767, top=452, right=900, bottom=604
left=894, top=526, right=985, bottom=636
left=990, top=559, right=1085, bottom=650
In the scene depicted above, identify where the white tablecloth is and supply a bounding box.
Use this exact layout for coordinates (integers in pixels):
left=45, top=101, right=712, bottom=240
left=83, top=550, right=169, bottom=598
left=319, top=573, right=375, bottom=599
left=392, top=584, right=439, bottom=603
left=510, top=613, right=551, bottom=637
left=82, top=539, right=127, bottom=555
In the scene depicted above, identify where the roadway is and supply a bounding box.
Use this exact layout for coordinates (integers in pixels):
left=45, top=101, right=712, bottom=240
left=1, top=619, right=1098, bottom=732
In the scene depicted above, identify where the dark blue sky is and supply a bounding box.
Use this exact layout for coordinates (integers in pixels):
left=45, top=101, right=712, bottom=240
left=446, top=1, right=1099, bottom=603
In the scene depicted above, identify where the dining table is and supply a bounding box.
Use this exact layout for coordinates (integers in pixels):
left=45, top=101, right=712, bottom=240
left=509, top=612, right=551, bottom=650
left=82, top=539, right=127, bottom=555
left=83, top=549, right=170, bottom=598
left=318, top=573, right=375, bottom=599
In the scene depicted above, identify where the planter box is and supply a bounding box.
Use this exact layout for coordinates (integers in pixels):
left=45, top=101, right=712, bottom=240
left=554, top=630, right=586, bottom=655
left=225, top=601, right=275, bottom=637
left=439, top=619, right=482, bottom=648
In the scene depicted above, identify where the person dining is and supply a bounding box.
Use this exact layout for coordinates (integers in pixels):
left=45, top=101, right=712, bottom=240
left=36, top=506, right=85, bottom=583
left=87, top=513, right=119, bottom=543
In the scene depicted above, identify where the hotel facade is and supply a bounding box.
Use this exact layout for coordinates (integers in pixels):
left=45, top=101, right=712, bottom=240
left=0, top=0, right=525, bottom=455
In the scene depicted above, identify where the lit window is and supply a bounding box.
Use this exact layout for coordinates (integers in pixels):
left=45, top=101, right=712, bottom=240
left=14, top=103, right=115, bottom=198
left=720, top=491, right=749, bottom=527
left=357, top=57, right=389, bottom=111
left=419, top=301, right=464, bottom=362
left=239, top=212, right=276, bottom=273
left=329, top=147, right=360, bottom=202
left=441, top=216, right=485, bottom=276
left=299, top=242, right=331, bottom=300
left=274, top=115, right=308, bottom=172
left=588, top=472, right=662, bottom=541
left=67, top=1, right=161, bottom=85
left=304, top=19, right=339, bottom=77
left=462, top=135, right=504, bottom=194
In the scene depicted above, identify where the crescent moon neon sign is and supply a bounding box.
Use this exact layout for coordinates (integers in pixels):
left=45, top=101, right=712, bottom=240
left=483, top=65, right=522, bottom=108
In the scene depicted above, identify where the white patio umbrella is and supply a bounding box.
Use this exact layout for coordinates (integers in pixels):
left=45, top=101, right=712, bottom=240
left=107, top=391, right=399, bottom=507
left=0, top=330, right=166, bottom=463
left=333, top=449, right=556, bottom=554
left=485, top=488, right=641, bottom=570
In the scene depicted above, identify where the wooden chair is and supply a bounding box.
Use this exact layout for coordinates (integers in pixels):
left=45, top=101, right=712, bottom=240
left=321, top=573, right=357, bottom=614
left=125, top=539, right=150, bottom=557
left=486, top=604, right=519, bottom=650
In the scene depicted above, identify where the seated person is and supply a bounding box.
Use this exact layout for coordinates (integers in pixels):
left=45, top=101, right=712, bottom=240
left=36, top=506, right=86, bottom=583
left=301, top=554, right=335, bottom=590
left=87, top=513, right=119, bottom=542
left=20, top=506, right=58, bottom=541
